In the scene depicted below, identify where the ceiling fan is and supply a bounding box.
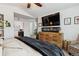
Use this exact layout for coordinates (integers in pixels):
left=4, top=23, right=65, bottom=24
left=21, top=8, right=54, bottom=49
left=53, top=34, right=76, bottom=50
left=27, top=3, right=42, bottom=8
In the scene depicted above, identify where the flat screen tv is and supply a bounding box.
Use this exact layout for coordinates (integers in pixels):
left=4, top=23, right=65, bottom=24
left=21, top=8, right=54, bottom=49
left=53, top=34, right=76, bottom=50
left=42, top=12, right=60, bottom=26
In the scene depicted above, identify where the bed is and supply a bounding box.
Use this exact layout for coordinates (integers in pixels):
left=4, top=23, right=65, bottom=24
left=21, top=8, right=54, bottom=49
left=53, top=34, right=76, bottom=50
left=15, top=36, right=64, bottom=56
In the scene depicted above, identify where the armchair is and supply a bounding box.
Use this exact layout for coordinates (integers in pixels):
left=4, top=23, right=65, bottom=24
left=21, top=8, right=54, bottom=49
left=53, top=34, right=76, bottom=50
left=68, top=35, right=79, bottom=56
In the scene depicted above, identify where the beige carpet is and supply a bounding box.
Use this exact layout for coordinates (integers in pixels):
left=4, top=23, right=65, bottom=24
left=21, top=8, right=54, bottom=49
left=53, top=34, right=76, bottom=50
left=63, top=50, right=69, bottom=56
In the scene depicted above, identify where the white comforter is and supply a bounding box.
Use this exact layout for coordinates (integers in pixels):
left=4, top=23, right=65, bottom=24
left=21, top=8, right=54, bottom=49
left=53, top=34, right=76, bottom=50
left=0, top=38, right=42, bottom=56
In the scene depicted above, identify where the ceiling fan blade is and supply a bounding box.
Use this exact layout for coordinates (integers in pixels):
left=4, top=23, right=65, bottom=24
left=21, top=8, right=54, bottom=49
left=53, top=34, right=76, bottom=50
left=27, top=3, right=31, bottom=8
left=34, top=3, right=42, bottom=7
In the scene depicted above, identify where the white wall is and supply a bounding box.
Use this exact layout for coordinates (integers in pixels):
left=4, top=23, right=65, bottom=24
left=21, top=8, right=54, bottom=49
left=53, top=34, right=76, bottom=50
left=0, top=4, right=33, bottom=39
left=14, top=20, right=24, bottom=36
left=0, top=5, right=14, bottom=39
left=60, top=5, right=79, bottom=40
left=38, top=5, right=79, bottom=41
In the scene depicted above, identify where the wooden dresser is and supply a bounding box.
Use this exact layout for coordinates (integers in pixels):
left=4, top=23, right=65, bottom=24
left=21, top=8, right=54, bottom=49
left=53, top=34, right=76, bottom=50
left=38, top=32, right=63, bottom=48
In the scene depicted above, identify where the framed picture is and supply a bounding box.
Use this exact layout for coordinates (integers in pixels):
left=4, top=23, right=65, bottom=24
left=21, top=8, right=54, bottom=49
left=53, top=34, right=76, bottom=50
left=74, top=16, right=79, bottom=24
left=64, top=17, right=71, bottom=25
left=0, top=14, right=4, bottom=27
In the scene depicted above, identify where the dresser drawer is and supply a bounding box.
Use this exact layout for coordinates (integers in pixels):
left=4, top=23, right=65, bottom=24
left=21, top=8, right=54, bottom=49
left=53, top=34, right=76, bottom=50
left=38, top=32, right=63, bottom=48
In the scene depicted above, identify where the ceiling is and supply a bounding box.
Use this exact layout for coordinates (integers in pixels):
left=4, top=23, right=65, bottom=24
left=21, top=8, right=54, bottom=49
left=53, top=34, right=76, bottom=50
left=3, top=3, right=79, bottom=18
left=14, top=13, right=35, bottom=19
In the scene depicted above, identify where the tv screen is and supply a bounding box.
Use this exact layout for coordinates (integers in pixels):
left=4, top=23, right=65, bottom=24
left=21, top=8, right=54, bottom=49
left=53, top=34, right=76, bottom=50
left=42, top=12, right=60, bottom=26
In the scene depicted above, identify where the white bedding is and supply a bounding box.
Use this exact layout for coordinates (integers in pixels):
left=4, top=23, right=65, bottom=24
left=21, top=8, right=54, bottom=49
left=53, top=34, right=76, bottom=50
left=0, top=38, right=42, bottom=56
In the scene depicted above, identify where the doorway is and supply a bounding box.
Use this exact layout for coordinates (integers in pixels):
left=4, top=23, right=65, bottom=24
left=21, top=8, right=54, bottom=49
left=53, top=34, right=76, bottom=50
left=14, top=13, right=36, bottom=37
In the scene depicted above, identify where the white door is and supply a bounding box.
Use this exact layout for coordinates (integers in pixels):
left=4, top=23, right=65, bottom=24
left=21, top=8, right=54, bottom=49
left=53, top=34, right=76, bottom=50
left=24, top=22, right=34, bottom=37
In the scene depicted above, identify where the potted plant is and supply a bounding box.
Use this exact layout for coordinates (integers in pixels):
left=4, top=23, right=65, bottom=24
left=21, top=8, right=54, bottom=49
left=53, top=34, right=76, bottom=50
left=5, top=20, right=11, bottom=27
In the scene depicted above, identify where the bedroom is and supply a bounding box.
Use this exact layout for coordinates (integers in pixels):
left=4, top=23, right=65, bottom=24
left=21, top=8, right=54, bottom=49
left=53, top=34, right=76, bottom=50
left=0, top=3, right=79, bottom=56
